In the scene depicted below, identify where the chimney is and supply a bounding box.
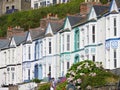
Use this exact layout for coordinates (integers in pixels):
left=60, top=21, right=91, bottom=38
left=80, top=3, right=92, bottom=16
left=40, top=13, right=59, bottom=29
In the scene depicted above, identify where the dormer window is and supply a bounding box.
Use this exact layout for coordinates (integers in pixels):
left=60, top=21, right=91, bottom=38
left=114, top=18, right=117, bottom=36
left=49, top=39, right=52, bottom=54
left=92, top=25, right=95, bottom=43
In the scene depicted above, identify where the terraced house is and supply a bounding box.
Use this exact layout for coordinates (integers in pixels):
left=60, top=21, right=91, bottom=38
left=0, top=0, right=120, bottom=87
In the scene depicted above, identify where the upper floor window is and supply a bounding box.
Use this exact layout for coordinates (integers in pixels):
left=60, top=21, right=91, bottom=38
left=4, top=52, right=7, bottom=65
left=114, top=18, right=117, bottom=36
left=67, top=34, right=70, bottom=51
left=87, top=26, right=89, bottom=44
left=28, top=46, right=31, bottom=59
left=49, top=40, right=52, bottom=54
left=62, top=35, right=64, bottom=52
left=75, top=29, right=79, bottom=50
left=92, top=25, right=95, bottom=43
left=114, top=50, right=117, bottom=68
left=35, top=42, right=39, bottom=59
left=12, top=49, right=14, bottom=62
left=40, top=42, right=43, bottom=57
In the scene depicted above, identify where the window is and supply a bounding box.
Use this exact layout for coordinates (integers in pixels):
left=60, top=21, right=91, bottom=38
left=114, top=18, right=117, bottom=36
left=87, top=26, right=89, bottom=44
left=114, top=50, right=117, bottom=68
left=62, top=35, right=64, bottom=52
left=11, top=67, right=15, bottom=71
left=75, top=29, right=79, bottom=50
left=6, top=0, right=8, bottom=2
left=12, top=72, right=14, bottom=80
left=49, top=40, right=52, bottom=54
left=12, top=49, right=14, bottom=62
left=92, top=55, right=95, bottom=62
left=4, top=52, right=7, bottom=65
left=40, top=42, right=43, bottom=57
left=34, top=3, right=38, bottom=9
left=67, top=34, right=70, bottom=51
left=49, top=65, right=51, bottom=76
left=67, top=62, right=70, bottom=70
left=28, top=46, right=31, bottom=59
left=35, top=42, right=39, bottom=59
left=6, top=6, right=9, bottom=11
left=12, top=5, right=14, bottom=9
left=28, top=69, right=30, bottom=80
left=92, top=25, right=95, bottom=43
left=53, top=0, right=57, bottom=4
left=74, top=55, right=79, bottom=63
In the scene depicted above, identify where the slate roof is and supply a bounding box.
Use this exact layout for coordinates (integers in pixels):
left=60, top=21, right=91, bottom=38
left=0, top=39, right=9, bottom=50
left=67, top=16, right=83, bottom=27
left=116, top=0, right=120, bottom=8
left=29, top=27, right=45, bottom=40
left=50, top=21, right=64, bottom=34
left=93, top=5, right=109, bottom=16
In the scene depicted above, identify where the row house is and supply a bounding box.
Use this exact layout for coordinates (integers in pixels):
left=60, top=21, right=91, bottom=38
left=0, top=0, right=120, bottom=87
left=60, top=0, right=120, bottom=76
left=31, top=0, right=69, bottom=9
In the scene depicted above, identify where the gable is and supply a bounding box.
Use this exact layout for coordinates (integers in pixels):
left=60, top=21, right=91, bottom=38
left=45, top=23, right=53, bottom=36
left=109, top=0, right=119, bottom=12
left=63, top=17, right=71, bottom=30
left=26, top=32, right=32, bottom=43
left=88, top=7, right=97, bottom=20
left=9, top=37, right=16, bottom=47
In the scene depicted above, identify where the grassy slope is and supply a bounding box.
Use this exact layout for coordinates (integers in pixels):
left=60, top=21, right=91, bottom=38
left=0, top=0, right=84, bottom=37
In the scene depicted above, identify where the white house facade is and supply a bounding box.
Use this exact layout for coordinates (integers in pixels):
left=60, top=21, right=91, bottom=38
left=31, top=0, right=69, bottom=9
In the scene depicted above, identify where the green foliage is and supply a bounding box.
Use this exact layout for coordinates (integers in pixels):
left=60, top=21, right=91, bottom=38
left=100, top=0, right=108, bottom=4
left=38, top=83, right=50, bottom=90
left=66, top=60, right=119, bottom=89
left=56, top=81, right=67, bottom=90
left=0, top=0, right=84, bottom=37
left=31, top=78, right=42, bottom=83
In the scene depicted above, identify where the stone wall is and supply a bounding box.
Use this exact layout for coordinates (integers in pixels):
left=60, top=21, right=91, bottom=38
left=21, top=0, right=31, bottom=10
left=110, top=68, right=120, bottom=76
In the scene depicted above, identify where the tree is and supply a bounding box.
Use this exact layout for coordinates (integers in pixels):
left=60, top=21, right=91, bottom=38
left=100, top=0, right=108, bottom=4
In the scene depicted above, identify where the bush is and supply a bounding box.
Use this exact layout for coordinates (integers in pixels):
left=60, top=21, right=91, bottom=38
left=66, top=60, right=119, bottom=90
left=31, top=78, right=42, bottom=83
left=56, top=81, right=67, bottom=90
left=38, top=83, right=50, bottom=90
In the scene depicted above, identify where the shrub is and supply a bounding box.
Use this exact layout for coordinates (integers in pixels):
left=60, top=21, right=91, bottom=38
left=31, top=78, right=42, bottom=83
left=56, top=81, right=67, bottom=90
left=66, top=60, right=119, bottom=89
left=38, top=83, right=50, bottom=90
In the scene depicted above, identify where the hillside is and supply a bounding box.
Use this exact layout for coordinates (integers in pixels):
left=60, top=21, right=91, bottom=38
left=0, top=0, right=108, bottom=37
left=0, top=0, right=84, bottom=37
